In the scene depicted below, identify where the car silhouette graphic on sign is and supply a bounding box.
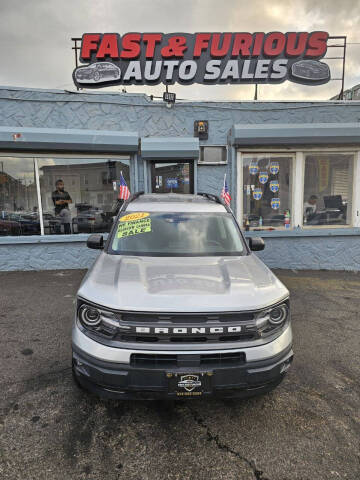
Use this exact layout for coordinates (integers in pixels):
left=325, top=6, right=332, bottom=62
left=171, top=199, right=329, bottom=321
left=291, top=60, right=330, bottom=82
left=74, top=62, right=121, bottom=84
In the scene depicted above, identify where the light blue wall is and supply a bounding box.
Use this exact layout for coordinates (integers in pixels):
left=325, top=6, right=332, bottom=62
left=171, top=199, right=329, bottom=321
left=3, top=85, right=360, bottom=199
left=254, top=235, right=360, bottom=271
left=1, top=86, right=360, bottom=271
left=246, top=229, right=360, bottom=271
left=1, top=230, right=360, bottom=271
left=0, top=238, right=99, bottom=271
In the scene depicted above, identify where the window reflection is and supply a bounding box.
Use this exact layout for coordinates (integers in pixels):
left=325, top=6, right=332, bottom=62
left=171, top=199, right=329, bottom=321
left=303, top=154, right=353, bottom=226
left=37, top=157, right=130, bottom=234
left=0, top=157, right=40, bottom=236
left=243, top=155, right=293, bottom=230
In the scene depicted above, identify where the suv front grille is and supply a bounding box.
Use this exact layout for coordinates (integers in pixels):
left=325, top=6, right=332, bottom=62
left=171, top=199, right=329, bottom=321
left=130, top=352, right=246, bottom=369
left=108, top=310, right=259, bottom=344
left=117, top=332, right=257, bottom=343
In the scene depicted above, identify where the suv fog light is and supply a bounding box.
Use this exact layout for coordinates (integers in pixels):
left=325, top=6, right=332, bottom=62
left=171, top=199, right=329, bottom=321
left=79, top=305, right=101, bottom=327
left=280, top=359, right=292, bottom=373
left=269, top=304, right=288, bottom=325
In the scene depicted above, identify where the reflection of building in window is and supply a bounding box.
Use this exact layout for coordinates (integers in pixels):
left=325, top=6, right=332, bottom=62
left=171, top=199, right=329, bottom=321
left=0, top=170, right=37, bottom=212
left=38, top=159, right=131, bottom=235
left=0, top=158, right=39, bottom=237
left=39, top=161, right=130, bottom=214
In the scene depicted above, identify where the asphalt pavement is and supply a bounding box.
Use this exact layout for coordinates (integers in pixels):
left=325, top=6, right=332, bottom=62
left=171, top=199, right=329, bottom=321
left=0, top=269, right=359, bottom=480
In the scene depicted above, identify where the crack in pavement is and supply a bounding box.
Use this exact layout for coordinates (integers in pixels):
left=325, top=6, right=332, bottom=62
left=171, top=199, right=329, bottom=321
left=187, top=405, right=271, bottom=480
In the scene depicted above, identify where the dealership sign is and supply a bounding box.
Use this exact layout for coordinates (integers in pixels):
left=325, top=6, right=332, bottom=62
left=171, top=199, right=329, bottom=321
left=73, top=32, right=331, bottom=88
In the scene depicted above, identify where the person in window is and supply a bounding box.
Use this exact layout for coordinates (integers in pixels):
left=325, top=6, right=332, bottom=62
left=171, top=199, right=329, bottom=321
left=304, top=195, right=318, bottom=222
left=52, top=179, right=72, bottom=234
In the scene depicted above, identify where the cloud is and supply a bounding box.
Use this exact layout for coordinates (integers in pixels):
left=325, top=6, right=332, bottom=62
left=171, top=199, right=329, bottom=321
left=0, top=0, right=358, bottom=100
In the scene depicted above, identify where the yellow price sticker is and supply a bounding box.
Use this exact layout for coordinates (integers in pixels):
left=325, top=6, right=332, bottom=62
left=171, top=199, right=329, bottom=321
left=120, top=212, right=149, bottom=222
left=117, top=217, right=152, bottom=238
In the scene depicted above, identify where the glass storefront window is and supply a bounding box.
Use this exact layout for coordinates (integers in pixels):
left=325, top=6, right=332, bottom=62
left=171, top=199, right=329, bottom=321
left=150, top=162, right=194, bottom=194
left=303, top=153, right=354, bottom=227
left=0, top=157, right=40, bottom=236
left=243, top=154, right=293, bottom=230
left=37, top=157, right=130, bottom=234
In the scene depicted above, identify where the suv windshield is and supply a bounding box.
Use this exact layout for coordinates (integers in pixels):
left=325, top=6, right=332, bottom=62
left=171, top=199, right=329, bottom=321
left=110, top=211, right=245, bottom=256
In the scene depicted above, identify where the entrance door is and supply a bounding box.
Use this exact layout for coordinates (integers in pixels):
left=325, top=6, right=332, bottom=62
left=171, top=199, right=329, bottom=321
left=150, top=161, right=194, bottom=194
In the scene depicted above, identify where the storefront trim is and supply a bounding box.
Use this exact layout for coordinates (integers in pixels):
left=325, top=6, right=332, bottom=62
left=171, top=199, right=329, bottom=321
left=0, top=126, right=139, bottom=153
left=141, top=137, right=199, bottom=159
left=0, top=233, right=110, bottom=245
left=231, top=123, right=360, bottom=146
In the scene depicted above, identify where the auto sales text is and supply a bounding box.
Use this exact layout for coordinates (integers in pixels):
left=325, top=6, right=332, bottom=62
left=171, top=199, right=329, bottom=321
left=73, top=31, right=330, bottom=87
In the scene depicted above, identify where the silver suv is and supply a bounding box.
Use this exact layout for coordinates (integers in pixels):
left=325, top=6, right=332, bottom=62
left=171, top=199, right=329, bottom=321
left=72, top=193, right=293, bottom=399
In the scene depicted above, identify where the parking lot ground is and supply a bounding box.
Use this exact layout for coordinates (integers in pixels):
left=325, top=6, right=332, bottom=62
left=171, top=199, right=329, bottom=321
left=0, top=268, right=359, bottom=480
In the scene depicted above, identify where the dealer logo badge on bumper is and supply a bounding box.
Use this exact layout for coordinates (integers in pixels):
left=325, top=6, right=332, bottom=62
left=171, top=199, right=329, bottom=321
left=177, top=375, right=202, bottom=392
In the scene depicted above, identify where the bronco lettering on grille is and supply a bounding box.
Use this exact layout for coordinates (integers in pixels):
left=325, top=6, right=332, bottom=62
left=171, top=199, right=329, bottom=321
left=135, top=326, right=242, bottom=334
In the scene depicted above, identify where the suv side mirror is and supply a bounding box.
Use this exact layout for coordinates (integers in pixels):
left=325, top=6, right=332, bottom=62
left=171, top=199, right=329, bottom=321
left=249, top=237, right=265, bottom=251
left=87, top=234, right=104, bottom=250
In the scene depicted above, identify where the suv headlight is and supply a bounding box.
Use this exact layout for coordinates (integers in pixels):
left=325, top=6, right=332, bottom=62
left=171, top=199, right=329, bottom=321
left=79, top=305, right=101, bottom=327
left=77, top=300, right=120, bottom=336
left=255, top=301, right=289, bottom=335
left=269, top=304, right=288, bottom=325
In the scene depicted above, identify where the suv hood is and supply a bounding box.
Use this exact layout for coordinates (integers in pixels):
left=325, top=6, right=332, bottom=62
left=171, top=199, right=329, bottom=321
left=78, top=253, right=288, bottom=312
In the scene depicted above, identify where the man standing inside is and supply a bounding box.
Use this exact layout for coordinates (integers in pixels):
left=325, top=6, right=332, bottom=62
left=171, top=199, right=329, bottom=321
left=52, top=179, right=72, bottom=234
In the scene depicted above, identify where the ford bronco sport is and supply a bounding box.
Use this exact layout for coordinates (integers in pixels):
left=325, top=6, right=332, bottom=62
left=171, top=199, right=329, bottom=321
left=72, top=192, right=293, bottom=399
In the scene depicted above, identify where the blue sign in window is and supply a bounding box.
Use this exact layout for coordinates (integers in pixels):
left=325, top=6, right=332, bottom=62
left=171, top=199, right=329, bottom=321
left=166, top=178, right=179, bottom=188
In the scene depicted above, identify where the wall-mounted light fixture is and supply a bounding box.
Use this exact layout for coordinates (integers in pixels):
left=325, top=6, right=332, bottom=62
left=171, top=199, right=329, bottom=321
left=194, top=120, right=208, bottom=140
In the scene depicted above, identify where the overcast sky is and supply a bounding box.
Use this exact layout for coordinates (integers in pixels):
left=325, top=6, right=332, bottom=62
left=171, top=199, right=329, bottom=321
left=0, top=0, right=359, bottom=101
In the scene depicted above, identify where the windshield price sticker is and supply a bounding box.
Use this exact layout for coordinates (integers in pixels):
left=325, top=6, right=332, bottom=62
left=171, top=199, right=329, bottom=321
left=117, top=217, right=152, bottom=238
left=120, top=212, right=149, bottom=222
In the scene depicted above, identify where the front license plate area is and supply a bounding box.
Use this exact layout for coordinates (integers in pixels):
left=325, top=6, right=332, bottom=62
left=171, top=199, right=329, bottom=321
left=167, top=372, right=212, bottom=397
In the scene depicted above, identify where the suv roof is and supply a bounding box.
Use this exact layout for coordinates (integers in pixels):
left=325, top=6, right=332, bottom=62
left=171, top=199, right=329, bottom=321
left=126, top=193, right=228, bottom=213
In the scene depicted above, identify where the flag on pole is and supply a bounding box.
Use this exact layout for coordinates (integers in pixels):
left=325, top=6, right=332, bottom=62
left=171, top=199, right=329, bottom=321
left=118, top=171, right=130, bottom=200
left=221, top=174, right=231, bottom=206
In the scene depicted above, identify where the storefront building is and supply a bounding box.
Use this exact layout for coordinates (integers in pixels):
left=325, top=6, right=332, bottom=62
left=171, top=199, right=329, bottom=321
left=0, top=85, right=360, bottom=271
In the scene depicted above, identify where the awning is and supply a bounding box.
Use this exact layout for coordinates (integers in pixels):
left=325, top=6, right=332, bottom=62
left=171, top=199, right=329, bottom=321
left=231, top=123, right=360, bottom=146
left=141, top=137, right=199, bottom=159
left=0, top=126, right=139, bottom=152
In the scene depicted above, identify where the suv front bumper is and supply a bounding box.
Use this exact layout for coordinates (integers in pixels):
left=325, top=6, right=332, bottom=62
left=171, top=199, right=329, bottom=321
left=72, top=324, right=293, bottom=400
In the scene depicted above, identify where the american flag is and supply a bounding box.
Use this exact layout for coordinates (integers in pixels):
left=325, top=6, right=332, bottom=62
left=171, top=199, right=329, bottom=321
left=221, top=175, right=231, bottom=206
left=118, top=172, right=130, bottom=200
